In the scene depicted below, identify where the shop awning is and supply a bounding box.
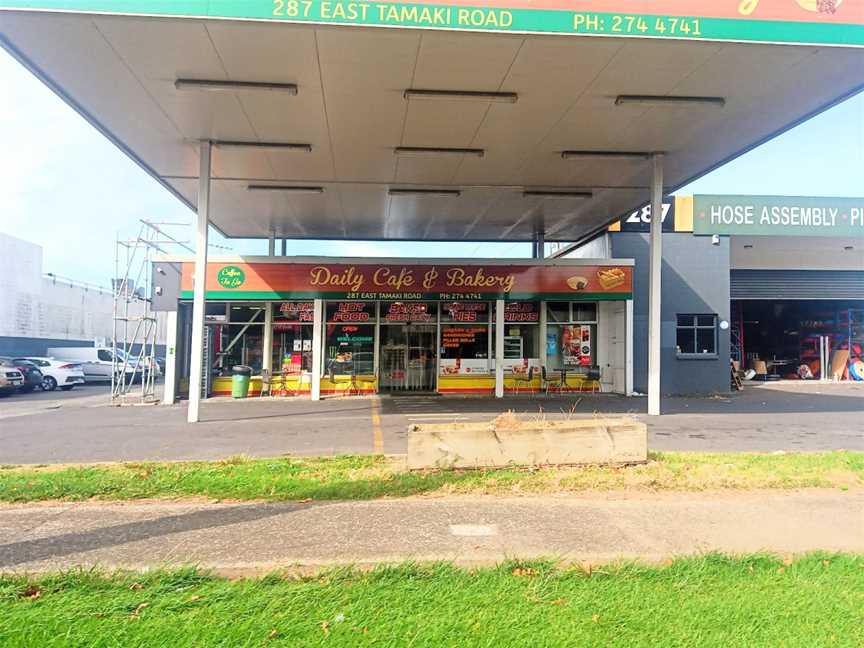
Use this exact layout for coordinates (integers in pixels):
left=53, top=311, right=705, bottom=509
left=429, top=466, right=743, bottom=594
left=1, top=4, right=863, bottom=244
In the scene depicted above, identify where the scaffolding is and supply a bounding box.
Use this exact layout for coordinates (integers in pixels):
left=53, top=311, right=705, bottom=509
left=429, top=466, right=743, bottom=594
left=112, top=220, right=193, bottom=404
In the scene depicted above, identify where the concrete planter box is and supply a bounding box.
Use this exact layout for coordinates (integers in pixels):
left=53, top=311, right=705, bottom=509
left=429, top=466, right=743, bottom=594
left=407, top=418, right=647, bottom=470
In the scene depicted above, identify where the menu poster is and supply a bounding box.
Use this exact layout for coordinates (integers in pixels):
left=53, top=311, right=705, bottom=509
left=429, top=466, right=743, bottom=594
left=562, top=325, right=592, bottom=367
left=546, top=333, right=558, bottom=357
left=439, top=359, right=489, bottom=375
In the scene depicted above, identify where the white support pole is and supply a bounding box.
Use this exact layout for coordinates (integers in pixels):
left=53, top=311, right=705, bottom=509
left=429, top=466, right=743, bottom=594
left=495, top=299, right=505, bottom=398
left=533, top=232, right=545, bottom=259
left=263, top=301, right=273, bottom=375
left=268, top=235, right=276, bottom=257
left=539, top=300, right=548, bottom=370
left=162, top=310, right=178, bottom=405
left=187, top=140, right=211, bottom=423
left=626, top=298, right=634, bottom=397
left=311, top=298, right=323, bottom=401
left=647, top=153, right=664, bottom=416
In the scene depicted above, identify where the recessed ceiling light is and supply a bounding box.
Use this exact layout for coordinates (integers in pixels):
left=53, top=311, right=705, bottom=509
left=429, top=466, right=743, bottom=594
left=395, top=146, right=485, bottom=158
left=404, top=89, right=518, bottom=103
left=247, top=185, right=324, bottom=194
left=175, top=79, right=298, bottom=94
left=388, top=188, right=462, bottom=197
left=561, top=151, right=653, bottom=161
left=523, top=190, right=593, bottom=199
left=615, top=95, right=725, bottom=108
left=214, top=141, right=312, bottom=152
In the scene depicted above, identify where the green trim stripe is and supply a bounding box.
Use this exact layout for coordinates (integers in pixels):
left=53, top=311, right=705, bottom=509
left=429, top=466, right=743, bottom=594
left=1, top=1, right=862, bottom=46
left=180, top=290, right=632, bottom=301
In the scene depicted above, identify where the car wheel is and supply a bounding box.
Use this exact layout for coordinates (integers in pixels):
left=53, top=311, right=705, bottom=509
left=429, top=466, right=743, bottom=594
left=60, top=386, right=74, bottom=391
left=42, top=376, right=58, bottom=392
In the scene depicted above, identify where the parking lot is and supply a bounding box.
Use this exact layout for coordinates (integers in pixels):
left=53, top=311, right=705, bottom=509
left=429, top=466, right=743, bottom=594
left=0, top=381, right=861, bottom=465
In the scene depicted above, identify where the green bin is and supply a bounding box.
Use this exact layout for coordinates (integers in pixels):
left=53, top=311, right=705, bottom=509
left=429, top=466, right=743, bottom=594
left=231, top=365, right=253, bottom=399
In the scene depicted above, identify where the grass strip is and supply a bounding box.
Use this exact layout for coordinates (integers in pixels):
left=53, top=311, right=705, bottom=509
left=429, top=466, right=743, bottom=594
left=0, top=554, right=861, bottom=647
left=0, top=451, right=861, bottom=503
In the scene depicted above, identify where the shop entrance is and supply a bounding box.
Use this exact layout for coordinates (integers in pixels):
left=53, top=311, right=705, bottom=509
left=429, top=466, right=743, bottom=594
left=733, top=299, right=863, bottom=381
left=379, top=324, right=437, bottom=393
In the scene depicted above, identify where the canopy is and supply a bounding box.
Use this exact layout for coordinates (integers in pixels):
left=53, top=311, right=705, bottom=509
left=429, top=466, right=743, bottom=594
left=1, top=2, right=862, bottom=244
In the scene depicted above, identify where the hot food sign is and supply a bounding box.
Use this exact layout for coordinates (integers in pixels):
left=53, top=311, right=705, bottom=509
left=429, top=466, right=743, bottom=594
left=180, top=261, right=633, bottom=301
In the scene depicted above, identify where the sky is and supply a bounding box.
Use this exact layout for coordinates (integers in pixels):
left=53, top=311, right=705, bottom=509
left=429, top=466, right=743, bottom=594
left=1, top=48, right=862, bottom=287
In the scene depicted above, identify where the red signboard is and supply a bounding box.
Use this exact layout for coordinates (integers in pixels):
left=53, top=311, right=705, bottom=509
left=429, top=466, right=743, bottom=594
left=326, top=301, right=375, bottom=322
left=504, top=302, right=540, bottom=323
left=180, top=261, right=633, bottom=301
left=276, top=301, right=314, bottom=322
left=384, top=302, right=435, bottom=322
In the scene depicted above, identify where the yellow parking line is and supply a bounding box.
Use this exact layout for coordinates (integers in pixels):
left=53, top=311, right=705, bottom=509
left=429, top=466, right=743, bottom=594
left=371, top=396, right=384, bottom=454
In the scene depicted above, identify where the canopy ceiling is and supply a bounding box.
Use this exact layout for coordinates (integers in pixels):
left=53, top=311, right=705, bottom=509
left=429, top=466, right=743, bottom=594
left=1, top=9, right=863, bottom=243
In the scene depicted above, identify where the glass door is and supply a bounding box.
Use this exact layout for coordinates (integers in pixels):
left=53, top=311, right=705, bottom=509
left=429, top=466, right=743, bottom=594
left=379, top=324, right=436, bottom=392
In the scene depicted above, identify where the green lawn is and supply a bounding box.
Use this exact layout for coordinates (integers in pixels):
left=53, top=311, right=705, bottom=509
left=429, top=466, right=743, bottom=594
left=0, top=554, right=861, bottom=647
left=0, top=451, right=861, bottom=503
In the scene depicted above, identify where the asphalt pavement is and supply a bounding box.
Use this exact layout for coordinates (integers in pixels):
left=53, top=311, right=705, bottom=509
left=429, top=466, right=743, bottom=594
left=0, top=490, right=860, bottom=574
left=0, top=382, right=861, bottom=464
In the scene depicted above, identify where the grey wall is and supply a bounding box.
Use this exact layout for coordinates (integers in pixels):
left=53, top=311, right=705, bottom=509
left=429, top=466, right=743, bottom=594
left=611, top=233, right=730, bottom=396
left=0, top=336, right=94, bottom=358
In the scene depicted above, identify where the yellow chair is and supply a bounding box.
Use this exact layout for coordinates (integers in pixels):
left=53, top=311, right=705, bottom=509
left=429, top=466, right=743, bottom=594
left=259, top=369, right=272, bottom=397
left=328, top=369, right=358, bottom=397
left=510, top=366, right=536, bottom=395
left=541, top=366, right=562, bottom=396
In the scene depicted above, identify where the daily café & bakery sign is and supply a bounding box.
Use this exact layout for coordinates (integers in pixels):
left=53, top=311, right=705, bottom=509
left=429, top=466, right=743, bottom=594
left=179, top=261, right=633, bottom=301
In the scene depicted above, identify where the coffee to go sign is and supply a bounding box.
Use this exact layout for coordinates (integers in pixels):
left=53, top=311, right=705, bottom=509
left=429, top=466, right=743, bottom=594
left=182, top=261, right=633, bottom=301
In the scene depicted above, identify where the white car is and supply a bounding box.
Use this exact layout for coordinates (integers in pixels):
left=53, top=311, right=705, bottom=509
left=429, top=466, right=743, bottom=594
left=45, top=347, right=139, bottom=383
left=17, top=357, right=87, bottom=392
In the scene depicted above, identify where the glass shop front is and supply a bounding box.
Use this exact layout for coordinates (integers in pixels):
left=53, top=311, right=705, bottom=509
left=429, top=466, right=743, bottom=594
left=172, top=259, right=634, bottom=397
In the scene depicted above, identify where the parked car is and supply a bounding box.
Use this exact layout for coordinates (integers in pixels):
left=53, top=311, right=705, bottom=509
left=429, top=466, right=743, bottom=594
left=14, top=357, right=86, bottom=392
left=46, top=347, right=139, bottom=383
left=142, top=355, right=163, bottom=378
left=0, top=357, right=43, bottom=393
left=0, top=359, right=24, bottom=396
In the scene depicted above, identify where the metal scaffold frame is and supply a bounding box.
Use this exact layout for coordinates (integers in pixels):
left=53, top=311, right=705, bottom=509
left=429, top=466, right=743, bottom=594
left=112, top=220, right=192, bottom=404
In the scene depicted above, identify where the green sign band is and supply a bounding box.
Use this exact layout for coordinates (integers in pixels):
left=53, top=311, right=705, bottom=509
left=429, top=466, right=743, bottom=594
left=2, top=0, right=863, bottom=46
left=693, top=195, right=864, bottom=237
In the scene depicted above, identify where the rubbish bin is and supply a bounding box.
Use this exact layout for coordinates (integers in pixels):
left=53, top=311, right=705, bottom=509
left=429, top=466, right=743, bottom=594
left=231, top=365, right=253, bottom=399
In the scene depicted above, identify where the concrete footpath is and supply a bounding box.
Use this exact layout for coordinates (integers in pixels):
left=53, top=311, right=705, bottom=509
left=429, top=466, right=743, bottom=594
left=1, top=490, right=861, bottom=574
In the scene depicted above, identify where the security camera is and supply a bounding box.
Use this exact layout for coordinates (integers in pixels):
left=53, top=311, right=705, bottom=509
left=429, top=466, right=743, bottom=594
left=711, top=234, right=720, bottom=246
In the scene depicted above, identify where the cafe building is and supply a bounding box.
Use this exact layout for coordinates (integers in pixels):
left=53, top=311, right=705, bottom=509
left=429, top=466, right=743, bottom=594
left=153, top=258, right=635, bottom=400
